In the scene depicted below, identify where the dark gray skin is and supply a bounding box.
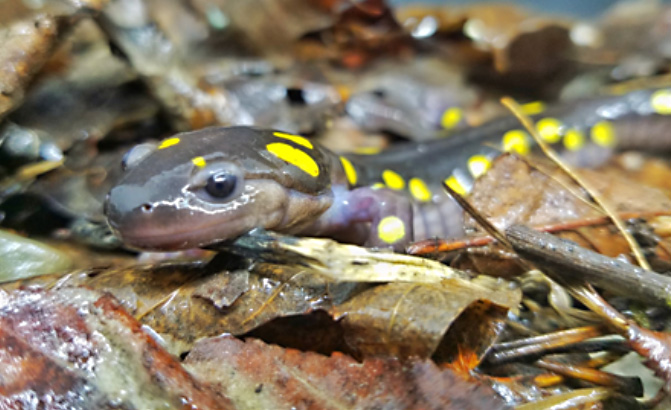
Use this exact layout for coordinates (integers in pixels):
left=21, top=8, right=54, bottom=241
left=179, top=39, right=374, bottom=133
left=105, top=88, right=671, bottom=251
left=105, top=127, right=336, bottom=250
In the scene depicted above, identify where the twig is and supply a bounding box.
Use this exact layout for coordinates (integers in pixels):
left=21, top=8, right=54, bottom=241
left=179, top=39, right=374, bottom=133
left=535, top=359, right=643, bottom=397
left=406, top=210, right=671, bottom=255
left=500, top=97, right=651, bottom=270
left=487, top=326, right=615, bottom=364
left=505, top=225, right=671, bottom=307
left=441, top=181, right=513, bottom=249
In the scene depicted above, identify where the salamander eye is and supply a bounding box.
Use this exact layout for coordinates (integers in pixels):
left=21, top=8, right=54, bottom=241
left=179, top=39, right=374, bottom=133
left=206, top=172, right=237, bottom=198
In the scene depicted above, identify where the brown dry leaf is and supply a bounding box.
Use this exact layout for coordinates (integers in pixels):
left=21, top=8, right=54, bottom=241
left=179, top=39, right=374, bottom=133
left=0, top=287, right=231, bottom=409
left=330, top=279, right=520, bottom=365
left=0, top=15, right=62, bottom=120
left=183, top=335, right=509, bottom=410
left=189, top=0, right=338, bottom=56
left=304, top=0, right=413, bottom=68
left=395, top=4, right=571, bottom=76
left=2, top=260, right=337, bottom=352
left=458, top=154, right=671, bottom=275
left=612, top=153, right=671, bottom=192
left=467, top=154, right=671, bottom=236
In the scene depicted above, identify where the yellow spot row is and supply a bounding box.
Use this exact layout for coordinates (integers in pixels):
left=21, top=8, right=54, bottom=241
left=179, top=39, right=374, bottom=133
left=502, top=118, right=615, bottom=155
left=377, top=154, right=492, bottom=202
left=345, top=111, right=624, bottom=207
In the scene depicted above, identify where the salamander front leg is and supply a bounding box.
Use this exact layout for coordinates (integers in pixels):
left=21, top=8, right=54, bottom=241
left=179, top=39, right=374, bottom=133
left=310, top=185, right=413, bottom=250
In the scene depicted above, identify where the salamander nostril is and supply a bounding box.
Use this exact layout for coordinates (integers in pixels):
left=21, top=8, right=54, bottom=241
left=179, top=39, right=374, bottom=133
left=141, top=203, right=153, bottom=212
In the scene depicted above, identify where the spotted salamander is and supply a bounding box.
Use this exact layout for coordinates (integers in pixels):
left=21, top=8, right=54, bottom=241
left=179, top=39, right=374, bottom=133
left=105, top=88, right=671, bottom=251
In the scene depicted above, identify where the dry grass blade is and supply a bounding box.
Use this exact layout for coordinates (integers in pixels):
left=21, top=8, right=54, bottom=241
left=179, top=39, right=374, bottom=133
left=441, top=180, right=513, bottom=250
left=500, top=96, right=651, bottom=270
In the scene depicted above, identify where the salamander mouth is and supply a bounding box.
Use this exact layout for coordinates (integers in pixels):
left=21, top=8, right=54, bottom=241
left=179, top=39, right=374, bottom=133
left=112, top=222, right=231, bottom=250
left=110, top=211, right=271, bottom=250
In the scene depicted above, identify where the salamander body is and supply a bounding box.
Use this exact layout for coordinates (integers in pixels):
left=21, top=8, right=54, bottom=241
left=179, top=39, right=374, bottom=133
left=105, top=88, right=671, bottom=250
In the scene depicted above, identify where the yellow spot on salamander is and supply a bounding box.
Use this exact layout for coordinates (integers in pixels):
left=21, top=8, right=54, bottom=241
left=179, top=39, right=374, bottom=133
left=502, top=129, right=530, bottom=156
left=371, top=183, right=386, bottom=190
left=273, top=132, right=313, bottom=149
left=266, top=142, right=320, bottom=177
left=158, top=137, right=180, bottom=149
left=520, top=101, right=546, bottom=116
left=409, top=178, right=431, bottom=202
left=467, top=155, right=491, bottom=178
left=340, top=156, right=357, bottom=186
left=536, top=117, right=563, bottom=143
left=382, top=169, right=405, bottom=190
left=440, top=107, right=463, bottom=130
left=192, top=156, right=207, bottom=168
left=651, top=89, right=671, bottom=115
left=590, top=121, right=616, bottom=147
left=444, top=175, right=467, bottom=196
left=354, top=146, right=382, bottom=155
left=563, top=129, right=585, bottom=151
left=378, top=216, right=406, bottom=244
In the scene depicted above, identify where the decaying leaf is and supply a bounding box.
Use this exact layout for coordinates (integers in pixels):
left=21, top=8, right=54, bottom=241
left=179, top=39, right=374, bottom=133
left=0, top=15, right=62, bottom=120
left=0, top=229, right=73, bottom=281
left=2, top=230, right=521, bottom=365
left=467, top=154, right=671, bottom=234
left=1, top=259, right=339, bottom=352
left=189, top=0, right=337, bottom=55
left=331, top=279, right=520, bottom=364
left=395, top=3, right=572, bottom=77
left=184, top=335, right=510, bottom=410
left=0, top=287, right=231, bottom=410
left=453, top=153, right=671, bottom=276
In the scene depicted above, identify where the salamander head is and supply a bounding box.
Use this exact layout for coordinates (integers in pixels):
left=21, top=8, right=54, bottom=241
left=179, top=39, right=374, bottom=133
left=105, top=126, right=333, bottom=250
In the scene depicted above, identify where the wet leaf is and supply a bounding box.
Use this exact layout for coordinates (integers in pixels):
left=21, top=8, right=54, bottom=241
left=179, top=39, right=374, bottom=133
left=0, top=15, right=62, bottom=120
left=0, top=229, right=72, bottom=281
left=331, top=278, right=520, bottom=364
left=184, top=335, right=509, bottom=410
left=457, top=154, right=671, bottom=276
left=468, top=154, right=671, bottom=234
left=395, top=4, right=572, bottom=78
left=189, top=0, right=337, bottom=55
left=294, top=0, right=413, bottom=67
left=9, top=20, right=156, bottom=152
left=0, top=287, right=232, bottom=409
left=2, top=260, right=338, bottom=352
